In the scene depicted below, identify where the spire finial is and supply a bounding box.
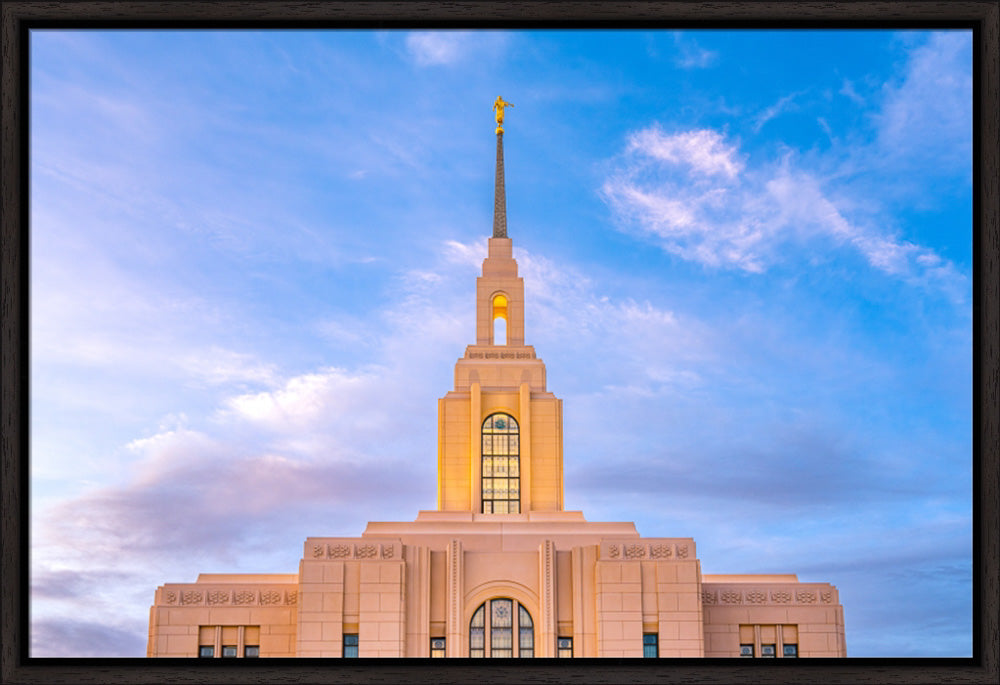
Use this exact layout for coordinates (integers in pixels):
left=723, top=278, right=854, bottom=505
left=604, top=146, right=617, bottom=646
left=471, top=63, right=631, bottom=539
left=492, top=97, right=512, bottom=238
left=493, top=96, right=513, bottom=134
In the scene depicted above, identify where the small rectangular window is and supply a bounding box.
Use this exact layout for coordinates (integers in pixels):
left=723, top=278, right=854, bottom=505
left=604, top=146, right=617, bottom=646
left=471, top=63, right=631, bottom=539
left=430, top=637, right=445, bottom=658
left=739, top=644, right=754, bottom=657
left=760, top=643, right=776, bottom=657
left=198, top=645, right=214, bottom=658
left=244, top=645, right=259, bottom=658
left=343, top=634, right=359, bottom=658
left=221, top=645, right=237, bottom=658
left=557, top=637, right=573, bottom=658
left=642, top=633, right=658, bottom=658
left=783, top=644, right=798, bottom=657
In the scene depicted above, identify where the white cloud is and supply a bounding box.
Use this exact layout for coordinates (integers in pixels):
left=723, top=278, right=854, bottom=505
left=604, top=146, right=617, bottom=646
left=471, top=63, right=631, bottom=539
left=672, top=32, right=718, bottom=69
left=627, top=126, right=743, bottom=178
left=753, top=92, right=801, bottom=133
left=876, top=32, right=972, bottom=168
left=602, top=125, right=966, bottom=296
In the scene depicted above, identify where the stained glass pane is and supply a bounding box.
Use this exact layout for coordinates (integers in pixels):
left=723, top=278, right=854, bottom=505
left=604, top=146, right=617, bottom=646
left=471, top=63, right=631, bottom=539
left=509, top=434, right=518, bottom=453
left=495, top=457, right=507, bottom=475
left=494, top=500, right=508, bottom=514
left=509, top=459, right=519, bottom=477
left=509, top=480, right=520, bottom=497
left=484, top=415, right=494, bottom=431
left=483, top=435, right=492, bottom=455
left=494, top=416, right=506, bottom=430
left=507, top=417, right=518, bottom=430
left=482, top=457, right=493, bottom=476
left=493, top=435, right=506, bottom=455
left=471, top=604, right=485, bottom=627
left=509, top=501, right=519, bottom=513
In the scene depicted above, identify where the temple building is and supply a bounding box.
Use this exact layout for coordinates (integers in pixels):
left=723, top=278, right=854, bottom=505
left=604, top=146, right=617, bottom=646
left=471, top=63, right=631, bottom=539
left=146, top=100, right=847, bottom=659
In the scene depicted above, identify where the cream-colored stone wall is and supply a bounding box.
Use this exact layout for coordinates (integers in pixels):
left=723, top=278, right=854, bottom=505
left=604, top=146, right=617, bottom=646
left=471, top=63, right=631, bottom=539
left=701, top=581, right=846, bottom=657
left=148, top=579, right=298, bottom=657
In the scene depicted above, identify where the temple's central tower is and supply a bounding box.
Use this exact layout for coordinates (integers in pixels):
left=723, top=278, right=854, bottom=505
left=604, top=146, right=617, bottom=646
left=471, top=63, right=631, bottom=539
left=436, top=100, right=564, bottom=515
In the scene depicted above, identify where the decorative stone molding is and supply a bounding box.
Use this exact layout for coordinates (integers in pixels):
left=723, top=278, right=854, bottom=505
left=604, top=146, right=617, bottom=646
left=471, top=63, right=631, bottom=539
left=624, top=543, right=646, bottom=560
left=329, top=544, right=351, bottom=559
left=650, top=544, right=672, bottom=559
left=308, top=538, right=400, bottom=560
left=160, top=587, right=297, bottom=607
left=702, top=586, right=836, bottom=607
left=207, top=590, right=230, bottom=605
left=356, top=544, right=378, bottom=559
left=260, top=590, right=282, bottom=605
left=234, top=590, right=256, bottom=605
left=600, top=539, right=695, bottom=561
left=771, top=591, right=792, bottom=604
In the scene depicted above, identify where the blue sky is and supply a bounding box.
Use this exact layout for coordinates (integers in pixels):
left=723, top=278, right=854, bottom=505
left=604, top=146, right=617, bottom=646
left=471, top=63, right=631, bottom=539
left=29, top=29, right=972, bottom=657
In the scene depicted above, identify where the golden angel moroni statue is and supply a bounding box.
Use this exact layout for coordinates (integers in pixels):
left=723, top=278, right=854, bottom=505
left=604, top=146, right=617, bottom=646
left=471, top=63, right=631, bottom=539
left=494, top=96, right=514, bottom=133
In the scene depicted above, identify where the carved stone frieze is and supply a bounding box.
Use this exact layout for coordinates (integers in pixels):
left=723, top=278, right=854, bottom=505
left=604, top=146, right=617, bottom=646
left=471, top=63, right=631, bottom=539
left=796, top=591, right=817, bottom=604
left=650, top=544, right=672, bottom=559
left=701, top=590, right=717, bottom=604
left=720, top=591, right=742, bottom=604
left=260, top=590, right=282, bottom=605
left=703, top=586, right=836, bottom=607
left=624, top=543, right=646, bottom=559
left=207, top=590, right=230, bottom=605
left=182, top=591, right=204, bottom=605
left=356, top=544, right=378, bottom=559
left=329, top=544, right=351, bottom=559
left=234, top=590, right=256, bottom=605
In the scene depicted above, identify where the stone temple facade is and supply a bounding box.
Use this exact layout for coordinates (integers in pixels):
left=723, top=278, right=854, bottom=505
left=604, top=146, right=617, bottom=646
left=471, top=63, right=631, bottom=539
left=147, top=114, right=847, bottom=660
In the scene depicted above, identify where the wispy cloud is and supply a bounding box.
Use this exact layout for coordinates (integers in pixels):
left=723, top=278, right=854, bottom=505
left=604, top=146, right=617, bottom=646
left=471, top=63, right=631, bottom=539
left=601, top=124, right=966, bottom=298
left=404, top=30, right=508, bottom=67
left=876, top=32, right=972, bottom=170
left=672, top=32, right=718, bottom=69
left=753, top=91, right=801, bottom=133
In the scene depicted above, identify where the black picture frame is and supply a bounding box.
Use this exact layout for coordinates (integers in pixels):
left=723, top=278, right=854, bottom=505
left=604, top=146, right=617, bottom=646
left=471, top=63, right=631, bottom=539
left=3, top=2, right=997, bottom=683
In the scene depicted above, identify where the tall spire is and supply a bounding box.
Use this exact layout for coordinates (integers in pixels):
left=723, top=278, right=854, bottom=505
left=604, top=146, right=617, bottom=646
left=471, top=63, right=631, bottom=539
left=492, top=96, right=513, bottom=239
left=493, top=131, right=507, bottom=238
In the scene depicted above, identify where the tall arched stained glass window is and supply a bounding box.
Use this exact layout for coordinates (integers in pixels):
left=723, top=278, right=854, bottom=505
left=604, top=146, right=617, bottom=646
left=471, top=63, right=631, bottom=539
left=469, top=599, right=534, bottom=657
left=481, top=413, right=520, bottom=514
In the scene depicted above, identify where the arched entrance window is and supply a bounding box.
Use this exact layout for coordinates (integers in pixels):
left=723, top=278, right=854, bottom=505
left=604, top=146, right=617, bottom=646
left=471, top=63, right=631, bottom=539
left=482, top=413, right=519, bottom=514
left=469, top=598, right=534, bottom=657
